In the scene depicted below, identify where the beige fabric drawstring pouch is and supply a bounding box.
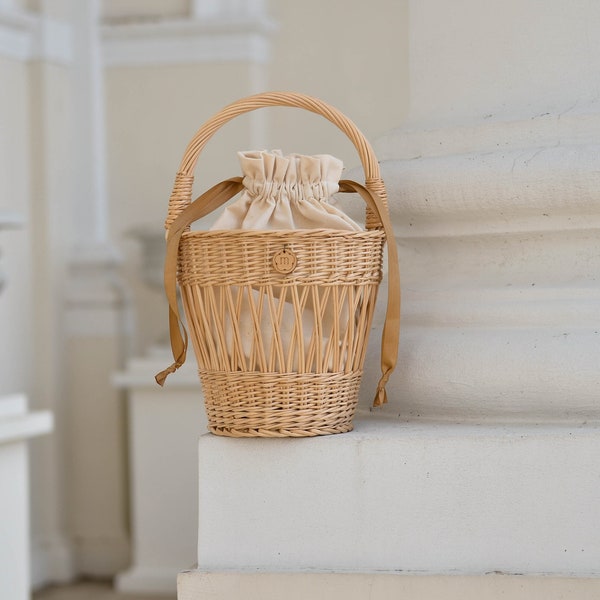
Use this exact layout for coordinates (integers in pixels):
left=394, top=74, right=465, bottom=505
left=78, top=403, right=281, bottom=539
left=211, top=150, right=360, bottom=231
left=210, top=150, right=361, bottom=371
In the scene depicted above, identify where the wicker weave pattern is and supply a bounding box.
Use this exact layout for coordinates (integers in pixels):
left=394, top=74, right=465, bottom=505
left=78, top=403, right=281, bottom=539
left=180, top=279, right=380, bottom=374
left=179, top=229, right=384, bottom=390
left=178, top=230, right=384, bottom=287
left=200, top=370, right=362, bottom=437
left=165, top=173, right=194, bottom=230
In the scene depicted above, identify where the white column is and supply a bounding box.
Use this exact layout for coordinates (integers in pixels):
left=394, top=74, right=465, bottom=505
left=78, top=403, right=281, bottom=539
left=70, top=0, right=109, bottom=250
left=27, top=0, right=76, bottom=584
left=63, top=0, right=131, bottom=578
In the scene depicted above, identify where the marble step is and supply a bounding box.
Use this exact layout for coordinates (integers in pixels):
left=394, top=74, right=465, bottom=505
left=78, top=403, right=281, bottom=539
left=197, top=415, right=600, bottom=575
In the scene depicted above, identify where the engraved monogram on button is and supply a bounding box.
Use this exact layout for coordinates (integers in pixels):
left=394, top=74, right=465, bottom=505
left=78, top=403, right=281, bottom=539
left=272, top=247, right=297, bottom=274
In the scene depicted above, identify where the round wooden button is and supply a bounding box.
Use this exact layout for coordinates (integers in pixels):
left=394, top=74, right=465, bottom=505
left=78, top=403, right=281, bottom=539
left=272, top=247, right=297, bottom=274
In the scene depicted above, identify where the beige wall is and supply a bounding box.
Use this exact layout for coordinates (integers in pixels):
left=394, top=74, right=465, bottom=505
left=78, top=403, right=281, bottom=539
left=105, top=62, right=263, bottom=351
left=266, top=0, right=409, bottom=168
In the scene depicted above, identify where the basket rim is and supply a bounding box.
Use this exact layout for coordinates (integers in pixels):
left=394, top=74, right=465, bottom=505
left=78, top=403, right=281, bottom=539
left=181, top=227, right=386, bottom=238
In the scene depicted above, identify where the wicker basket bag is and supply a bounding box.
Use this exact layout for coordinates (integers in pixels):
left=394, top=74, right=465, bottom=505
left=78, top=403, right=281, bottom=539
left=156, top=92, right=400, bottom=437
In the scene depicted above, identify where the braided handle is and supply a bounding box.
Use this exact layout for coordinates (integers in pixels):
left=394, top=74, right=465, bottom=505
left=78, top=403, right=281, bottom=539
left=166, top=91, right=388, bottom=230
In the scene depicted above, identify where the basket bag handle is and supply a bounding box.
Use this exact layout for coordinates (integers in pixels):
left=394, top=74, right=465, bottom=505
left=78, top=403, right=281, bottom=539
left=157, top=92, right=400, bottom=408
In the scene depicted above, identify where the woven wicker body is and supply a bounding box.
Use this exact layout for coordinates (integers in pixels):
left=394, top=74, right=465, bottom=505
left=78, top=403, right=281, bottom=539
left=180, top=229, right=384, bottom=436
left=157, top=92, right=400, bottom=437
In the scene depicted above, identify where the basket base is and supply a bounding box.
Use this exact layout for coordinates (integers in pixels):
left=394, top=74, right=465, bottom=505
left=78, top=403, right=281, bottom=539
left=199, top=370, right=362, bottom=438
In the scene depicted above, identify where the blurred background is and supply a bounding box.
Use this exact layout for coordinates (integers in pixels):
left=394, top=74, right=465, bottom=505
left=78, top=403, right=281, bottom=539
left=0, top=0, right=407, bottom=598
left=4, top=0, right=600, bottom=598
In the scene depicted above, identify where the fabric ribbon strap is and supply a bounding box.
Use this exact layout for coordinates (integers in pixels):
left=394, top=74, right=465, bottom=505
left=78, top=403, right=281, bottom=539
left=155, top=178, right=244, bottom=386
left=339, top=180, right=400, bottom=407
left=156, top=178, right=400, bottom=410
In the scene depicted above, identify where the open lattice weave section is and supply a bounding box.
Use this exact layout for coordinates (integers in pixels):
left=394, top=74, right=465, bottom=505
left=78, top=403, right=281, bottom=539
left=179, top=228, right=385, bottom=436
